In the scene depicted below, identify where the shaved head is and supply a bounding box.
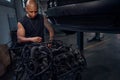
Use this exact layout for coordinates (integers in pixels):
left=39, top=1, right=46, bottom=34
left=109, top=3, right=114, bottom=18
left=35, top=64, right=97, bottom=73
left=25, top=0, right=38, bottom=18
left=26, top=0, right=38, bottom=8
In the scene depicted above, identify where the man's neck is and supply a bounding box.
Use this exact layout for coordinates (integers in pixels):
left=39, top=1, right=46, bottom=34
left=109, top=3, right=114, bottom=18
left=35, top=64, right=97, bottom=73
left=26, top=14, right=30, bottom=18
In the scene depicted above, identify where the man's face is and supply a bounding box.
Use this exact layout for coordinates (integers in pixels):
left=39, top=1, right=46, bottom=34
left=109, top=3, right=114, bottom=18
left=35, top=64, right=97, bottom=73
left=26, top=5, right=38, bottom=19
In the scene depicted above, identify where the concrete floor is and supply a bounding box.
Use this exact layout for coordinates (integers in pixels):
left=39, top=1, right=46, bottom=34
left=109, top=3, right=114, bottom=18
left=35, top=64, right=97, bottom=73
left=82, top=33, right=120, bottom=80
left=1, top=32, right=120, bottom=80
left=53, top=32, right=120, bottom=80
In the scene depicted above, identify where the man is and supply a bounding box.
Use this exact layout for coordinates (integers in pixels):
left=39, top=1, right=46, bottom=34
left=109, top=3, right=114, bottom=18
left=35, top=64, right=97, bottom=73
left=17, top=0, right=54, bottom=46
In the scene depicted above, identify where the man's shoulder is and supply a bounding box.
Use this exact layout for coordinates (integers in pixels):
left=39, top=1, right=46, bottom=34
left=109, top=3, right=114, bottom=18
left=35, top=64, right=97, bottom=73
left=37, top=14, right=43, bottom=17
left=36, top=14, right=44, bottom=20
left=18, top=15, right=27, bottom=23
left=18, top=15, right=28, bottom=26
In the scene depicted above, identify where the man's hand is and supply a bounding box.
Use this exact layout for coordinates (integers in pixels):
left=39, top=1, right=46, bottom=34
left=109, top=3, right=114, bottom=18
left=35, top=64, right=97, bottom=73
left=31, top=37, right=42, bottom=43
left=47, top=40, right=53, bottom=48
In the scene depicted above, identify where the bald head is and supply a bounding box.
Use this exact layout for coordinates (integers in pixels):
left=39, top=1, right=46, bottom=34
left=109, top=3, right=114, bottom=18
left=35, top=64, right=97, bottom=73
left=25, top=0, right=38, bottom=18
left=26, top=0, right=38, bottom=8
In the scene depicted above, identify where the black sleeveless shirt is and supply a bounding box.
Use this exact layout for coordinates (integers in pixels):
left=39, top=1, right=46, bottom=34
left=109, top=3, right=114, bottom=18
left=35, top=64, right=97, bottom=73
left=19, top=14, right=44, bottom=39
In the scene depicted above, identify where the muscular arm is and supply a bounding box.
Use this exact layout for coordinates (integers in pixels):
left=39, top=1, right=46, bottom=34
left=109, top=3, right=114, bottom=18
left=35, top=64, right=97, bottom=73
left=17, top=22, right=42, bottom=43
left=44, top=16, right=54, bottom=41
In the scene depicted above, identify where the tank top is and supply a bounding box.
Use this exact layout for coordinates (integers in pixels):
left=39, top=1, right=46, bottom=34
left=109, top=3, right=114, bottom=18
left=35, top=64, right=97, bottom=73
left=19, top=14, right=44, bottom=40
